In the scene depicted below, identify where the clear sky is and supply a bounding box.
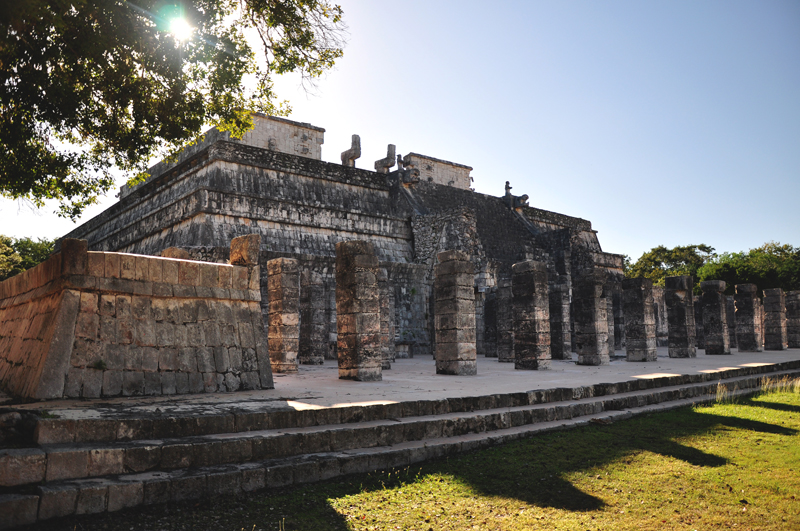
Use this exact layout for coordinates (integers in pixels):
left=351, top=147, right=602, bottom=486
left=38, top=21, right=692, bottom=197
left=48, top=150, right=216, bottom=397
left=1, top=0, right=798, bottom=261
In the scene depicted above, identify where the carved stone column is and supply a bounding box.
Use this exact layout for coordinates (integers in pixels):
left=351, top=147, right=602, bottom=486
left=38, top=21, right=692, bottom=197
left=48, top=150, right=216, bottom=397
left=786, top=291, right=800, bottom=348
left=434, top=250, right=477, bottom=375
left=665, top=276, right=696, bottom=358
left=573, top=272, right=609, bottom=366
left=299, top=269, right=326, bottom=365
left=377, top=268, right=396, bottom=370
left=267, top=258, right=300, bottom=373
left=763, top=288, right=788, bottom=351
left=735, top=284, right=763, bottom=352
left=726, top=296, right=737, bottom=349
left=622, top=277, right=657, bottom=362
left=549, top=282, right=571, bottom=360
left=512, top=261, right=550, bottom=370
left=335, top=241, right=382, bottom=381
left=496, top=279, right=514, bottom=362
left=700, top=281, right=730, bottom=355
left=693, top=295, right=705, bottom=350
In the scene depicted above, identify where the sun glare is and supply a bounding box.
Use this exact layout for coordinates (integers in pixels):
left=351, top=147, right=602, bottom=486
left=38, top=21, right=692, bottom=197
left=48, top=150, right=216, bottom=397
left=169, top=18, right=193, bottom=41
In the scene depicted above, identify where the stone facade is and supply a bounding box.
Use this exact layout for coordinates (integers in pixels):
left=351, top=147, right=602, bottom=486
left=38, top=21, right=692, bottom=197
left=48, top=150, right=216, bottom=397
left=434, top=251, right=477, bottom=375
left=495, top=279, right=514, bottom=362
left=693, top=295, right=705, bottom=350
left=548, top=282, right=571, bottom=360
left=267, top=258, right=300, bottom=372
left=786, top=291, right=800, bottom=348
left=377, top=268, right=396, bottom=369
left=735, top=284, right=763, bottom=352
left=298, top=270, right=327, bottom=365
left=622, top=277, right=657, bottom=362
left=59, top=114, right=625, bottom=385
left=335, top=241, right=382, bottom=381
left=511, top=261, right=550, bottom=370
left=402, top=153, right=472, bottom=190
left=726, top=296, right=737, bottom=349
left=572, top=272, right=609, bottom=366
left=0, top=239, right=273, bottom=400
left=763, top=288, right=788, bottom=351
left=664, top=276, right=696, bottom=358
left=700, top=281, right=730, bottom=355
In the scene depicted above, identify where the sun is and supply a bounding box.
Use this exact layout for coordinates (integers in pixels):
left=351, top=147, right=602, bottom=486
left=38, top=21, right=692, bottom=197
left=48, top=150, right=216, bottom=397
left=169, top=18, right=193, bottom=41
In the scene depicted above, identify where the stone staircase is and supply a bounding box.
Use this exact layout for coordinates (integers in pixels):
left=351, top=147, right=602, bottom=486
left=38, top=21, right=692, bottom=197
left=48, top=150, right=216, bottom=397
left=2, top=360, right=799, bottom=529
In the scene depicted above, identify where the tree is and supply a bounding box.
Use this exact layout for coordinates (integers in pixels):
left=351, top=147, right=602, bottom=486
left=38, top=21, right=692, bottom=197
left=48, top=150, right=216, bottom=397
left=0, top=235, right=55, bottom=281
left=696, top=242, right=800, bottom=295
left=625, top=244, right=715, bottom=287
left=0, top=0, right=345, bottom=219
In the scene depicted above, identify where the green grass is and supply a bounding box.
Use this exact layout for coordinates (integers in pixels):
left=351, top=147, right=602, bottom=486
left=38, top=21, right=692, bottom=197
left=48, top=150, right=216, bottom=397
left=37, top=379, right=800, bottom=531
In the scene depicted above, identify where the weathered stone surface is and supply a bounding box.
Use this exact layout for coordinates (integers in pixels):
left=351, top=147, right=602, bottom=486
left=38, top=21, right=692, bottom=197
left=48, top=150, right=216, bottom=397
left=267, top=258, right=300, bottom=373
left=0, top=239, right=273, bottom=400
left=726, top=296, right=737, bottom=349
left=511, top=261, right=550, bottom=370
left=573, top=272, right=609, bottom=366
left=665, top=276, right=696, bottom=358
left=434, top=251, right=476, bottom=375
left=336, top=241, right=382, bottom=381
left=0, top=449, right=46, bottom=487
left=701, top=281, right=731, bottom=355
left=0, top=493, right=38, bottom=528
left=341, top=134, right=361, bottom=167
left=763, top=288, right=788, bottom=351
left=299, top=270, right=327, bottom=365
left=735, top=284, right=763, bottom=352
left=230, top=234, right=261, bottom=267
left=622, top=277, right=657, bottom=362
left=495, top=279, right=514, bottom=362
left=787, top=291, right=800, bottom=348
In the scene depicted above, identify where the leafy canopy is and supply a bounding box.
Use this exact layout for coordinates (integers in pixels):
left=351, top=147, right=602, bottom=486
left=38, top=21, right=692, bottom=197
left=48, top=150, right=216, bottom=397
left=0, top=235, right=55, bottom=281
left=696, top=242, right=800, bottom=295
left=624, top=244, right=715, bottom=287
left=0, top=0, right=344, bottom=219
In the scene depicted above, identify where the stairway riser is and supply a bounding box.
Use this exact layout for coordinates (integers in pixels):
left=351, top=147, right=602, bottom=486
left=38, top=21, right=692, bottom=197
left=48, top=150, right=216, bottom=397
left=6, top=371, right=793, bottom=489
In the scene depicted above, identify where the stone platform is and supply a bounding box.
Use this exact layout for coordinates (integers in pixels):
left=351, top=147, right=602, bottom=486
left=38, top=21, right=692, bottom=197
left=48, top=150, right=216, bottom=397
left=1, top=348, right=799, bottom=529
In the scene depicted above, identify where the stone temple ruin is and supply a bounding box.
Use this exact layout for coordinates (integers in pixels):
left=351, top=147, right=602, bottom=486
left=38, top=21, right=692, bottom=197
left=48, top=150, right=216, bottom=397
left=2, top=114, right=800, bottom=528
left=1, top=114, right=799, bottom=400
left=1, top=113, right=630, bottom=395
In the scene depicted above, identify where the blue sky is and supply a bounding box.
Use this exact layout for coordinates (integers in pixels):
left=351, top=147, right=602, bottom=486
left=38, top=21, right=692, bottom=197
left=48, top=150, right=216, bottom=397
left=1, top=0, right=797, bottom=261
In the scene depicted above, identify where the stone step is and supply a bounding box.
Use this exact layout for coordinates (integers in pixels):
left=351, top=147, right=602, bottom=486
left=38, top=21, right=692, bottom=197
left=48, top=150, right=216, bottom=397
left=31, top=359, right=800, bottom=446
left=3, top=367, right=798, bottom=492
left=0, top=382, right=781, bottom=529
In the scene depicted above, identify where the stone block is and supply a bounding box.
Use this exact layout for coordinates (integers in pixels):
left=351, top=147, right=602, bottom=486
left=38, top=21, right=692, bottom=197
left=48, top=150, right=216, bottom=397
left=0, top=494, right=39, bottom=528
left=230, top=234, right=261, bottom=266
left=0, top=448, right=46, bottom=487
left=75, top=481, right=108, bottom=514
left=37, top=484, right=78, bottom=520
left=665, top=275, right=697, bottom=358
left=107, top=481, right=144, bottom=512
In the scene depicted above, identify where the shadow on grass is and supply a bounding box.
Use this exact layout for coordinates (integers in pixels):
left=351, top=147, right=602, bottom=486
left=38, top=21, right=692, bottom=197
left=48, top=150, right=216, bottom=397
left=314, top=399, right=800, bottom=520
left=747, top=398, right=800, bottom=414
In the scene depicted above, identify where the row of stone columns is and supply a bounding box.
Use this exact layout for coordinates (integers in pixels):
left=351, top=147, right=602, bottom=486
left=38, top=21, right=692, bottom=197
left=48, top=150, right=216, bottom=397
left=621, top=275, right=794, bottom=361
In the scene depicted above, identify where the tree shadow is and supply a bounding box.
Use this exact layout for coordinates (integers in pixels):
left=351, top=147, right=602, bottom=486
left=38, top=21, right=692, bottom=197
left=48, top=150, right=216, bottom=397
left=333, top=400, right=798, bottom=517
left=746, top=399, right=800, bottom=415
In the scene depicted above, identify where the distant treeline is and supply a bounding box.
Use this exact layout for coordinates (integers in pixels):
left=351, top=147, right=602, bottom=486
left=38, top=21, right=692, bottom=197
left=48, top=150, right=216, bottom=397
left=0, top=236, right=55, bottom=282
left=624, top=242, right=800, bottom=295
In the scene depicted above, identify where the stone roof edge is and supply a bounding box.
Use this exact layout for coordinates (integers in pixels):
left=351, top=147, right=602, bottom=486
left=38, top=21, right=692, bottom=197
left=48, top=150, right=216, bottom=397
left=405, top=152, right=472, bottom=170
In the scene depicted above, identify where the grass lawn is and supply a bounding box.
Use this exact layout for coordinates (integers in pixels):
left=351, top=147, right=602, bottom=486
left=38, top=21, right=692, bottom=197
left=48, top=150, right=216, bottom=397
left=37, top=380, right=800, bottom=531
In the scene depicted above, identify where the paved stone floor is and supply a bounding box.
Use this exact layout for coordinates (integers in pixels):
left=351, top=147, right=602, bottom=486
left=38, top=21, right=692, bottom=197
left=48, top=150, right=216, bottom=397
left=4, top=347, right=799, bottom=421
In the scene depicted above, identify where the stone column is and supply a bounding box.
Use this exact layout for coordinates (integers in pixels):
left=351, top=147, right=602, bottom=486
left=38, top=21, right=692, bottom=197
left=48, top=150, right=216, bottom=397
left=693, top=295, right=705, bottom=350
left=549, top=282, right=571, bottom=360
left=726, top=296, right=737, bottom=349
left=511, top=261, right=550, bottom=370
left=299, top=269, right=326, bottom=365
left=496, top=278, right=514, bottom=362
left=483, top=290, right=498, bottom=357
left=700, top=281, right=731, bottom=355
left=602, top=283, right=616, bottom=355
left=434, top=250, right=477, bottom=375
left=763, top=288, right=788, bottom=351
left=786, top=291, right=800, bottom=348
left=267, top=258, right=300, bottom=373
left=573, top=272, right=609, bottom=365
left=377, top=268, right=395, bottom=369
left=335, top=241, right=382, bottom=381
left=735, top=284, right=763, bottom=352
left=622, top=277, right=657, bottom=362
left=665, top=276, right=696, bottom=358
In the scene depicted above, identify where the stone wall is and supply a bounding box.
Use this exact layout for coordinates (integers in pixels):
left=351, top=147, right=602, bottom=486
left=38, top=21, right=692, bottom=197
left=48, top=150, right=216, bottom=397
left=0, top=240, right=273, bottom=400
left=403, top=153, right=472, bottom=190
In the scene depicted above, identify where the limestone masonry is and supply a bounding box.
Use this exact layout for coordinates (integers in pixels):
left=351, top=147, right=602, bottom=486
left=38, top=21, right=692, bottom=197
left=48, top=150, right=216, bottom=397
left=57, top=114, right=624, bottom=371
